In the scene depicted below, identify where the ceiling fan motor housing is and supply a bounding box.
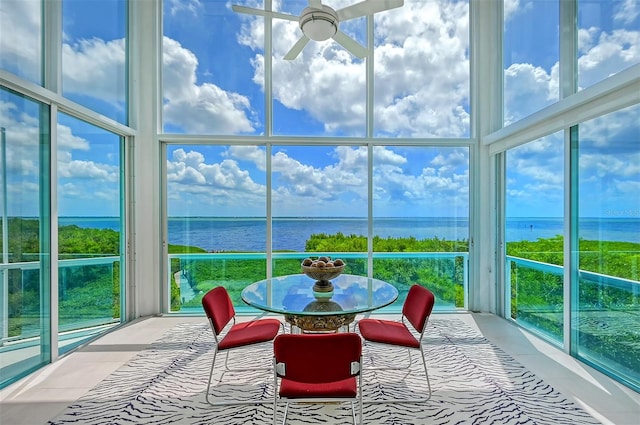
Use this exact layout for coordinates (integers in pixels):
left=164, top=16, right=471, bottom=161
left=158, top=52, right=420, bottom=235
left=299, top=6, right=339, bottom=41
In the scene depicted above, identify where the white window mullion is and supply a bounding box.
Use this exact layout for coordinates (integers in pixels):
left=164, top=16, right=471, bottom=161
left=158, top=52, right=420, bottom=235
left=560, top=0, right=578, bottom=355
left=49, top=104, right=59, bottom=362
left=43, top=0, right=62, bottom=363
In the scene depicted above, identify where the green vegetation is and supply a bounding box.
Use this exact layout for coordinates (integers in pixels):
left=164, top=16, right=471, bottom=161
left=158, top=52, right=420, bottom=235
left=3, top=218, right=122, bottom=336
left=507, top=234, right=640, bottom=376
left=4, top=219, right=639, bottom=379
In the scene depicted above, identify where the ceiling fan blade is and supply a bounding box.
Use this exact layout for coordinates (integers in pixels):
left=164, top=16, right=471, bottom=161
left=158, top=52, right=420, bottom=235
left=308, top=0, right=323, bottom=9
left=337, top=0, right=404, bottom=21
left=332, top=30, right=368, bottom=58
left=231, top=5, right=298, bottom=22
left=283, top=35, right=310, bottom=60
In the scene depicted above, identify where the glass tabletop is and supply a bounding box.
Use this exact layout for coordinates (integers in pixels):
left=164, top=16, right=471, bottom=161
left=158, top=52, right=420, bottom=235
left=241, top=274, right=399, bottom=316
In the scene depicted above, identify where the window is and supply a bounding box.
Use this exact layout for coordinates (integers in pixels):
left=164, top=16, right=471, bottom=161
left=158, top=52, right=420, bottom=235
left=0, top=0, right=42, bottom=84
left=56, top=113, right=124, bottom=354
left=165, top=142, right=470, bottom=312
left=373, top=146, right=469, bottom=308
left=505, top=132, right=564, bottom=344
left=577, top=0, right=640, bottom=91
left=0, top=87, right=51, bottom=387
left=162, top=0, right=470, bottom=138
left=504, top=0, right=560, bottom=125
left=165, top=144, right=267, bottom=311
left=62, top=0, right=127, bottom=124
left=574, top=104, right=640, bottom=388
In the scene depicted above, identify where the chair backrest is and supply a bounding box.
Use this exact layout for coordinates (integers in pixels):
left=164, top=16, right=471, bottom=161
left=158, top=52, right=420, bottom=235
left=274, top=333, right=362, bottom=384
left=201, top=286, right=236, bottom=336
left=402, top=285, right=435, bottom=333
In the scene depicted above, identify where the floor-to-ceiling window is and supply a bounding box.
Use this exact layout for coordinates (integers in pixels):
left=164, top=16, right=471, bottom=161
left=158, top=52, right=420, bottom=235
left=573, top=104, right=640, bottom=389
left=0, top=88, right=51, bottom=388
left=56, top=113, right=124, bottom=354
left=505, top=132, right=564, bottom=345
left=373, top=146, right=469, bottom=309
left=498, top=0, right=639, bottom=391
left=165, top=144, right=267, bottom=311
left=0, top=0, right=129, bottom=389
left=165, top=141, right=471, bottom=313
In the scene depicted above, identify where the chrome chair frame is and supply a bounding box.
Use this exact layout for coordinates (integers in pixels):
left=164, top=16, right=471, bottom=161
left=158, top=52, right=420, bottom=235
left=356, top=284, right=434, bottom=404
left=202, top=287, right=284, bottom=406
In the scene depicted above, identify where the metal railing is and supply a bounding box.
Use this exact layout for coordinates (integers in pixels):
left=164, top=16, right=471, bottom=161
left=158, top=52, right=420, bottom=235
left=1, top=256, right=120, bottom=346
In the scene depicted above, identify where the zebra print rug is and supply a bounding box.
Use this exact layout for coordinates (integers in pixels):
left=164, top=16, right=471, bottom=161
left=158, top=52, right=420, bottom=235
left=49, top=318, right=600, bottom=425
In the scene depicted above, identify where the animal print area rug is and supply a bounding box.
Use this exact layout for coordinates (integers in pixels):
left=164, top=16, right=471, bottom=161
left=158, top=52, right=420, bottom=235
left=49, top=318, right=600, bottom=425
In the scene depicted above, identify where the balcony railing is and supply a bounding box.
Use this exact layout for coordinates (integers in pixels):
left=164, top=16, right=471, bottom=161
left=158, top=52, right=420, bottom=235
left=506, top=255, right=640, bottom=389
left=1, top=256, right=121, bottom=348
left=167, top=251, right=469, bottom=313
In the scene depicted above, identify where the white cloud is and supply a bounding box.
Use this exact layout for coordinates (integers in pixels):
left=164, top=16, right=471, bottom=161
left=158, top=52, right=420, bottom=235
left=577, top=28, right=640, bottom=88
left=62, top=38, right=126, bottom=103
left=162, top=37, right=257, bottom=133
left=167, top=148, right=264, bottom=196
left=614, top=0, right=640, bottom=26
left=504, top=63, right=557, bottom=125
left=168, top=0, right=202, bottom=16
left=0, top=0, right=41, bottom=81
left=58, top=159, right=118, bottom=180
left=57, top=124, right=90, bottom=151
left=225, top=145, right=267, bottom=170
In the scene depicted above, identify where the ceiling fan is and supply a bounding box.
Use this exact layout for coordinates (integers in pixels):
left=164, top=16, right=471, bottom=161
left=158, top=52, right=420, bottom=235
left=232, top=0, right=404, bottom=60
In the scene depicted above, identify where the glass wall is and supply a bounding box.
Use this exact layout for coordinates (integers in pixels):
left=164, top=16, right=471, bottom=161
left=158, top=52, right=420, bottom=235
left=0, top=0, right=129, bottom=389
left=165, top=142, right=471, bottom=313
left=374, top=0, right=470, bottom=138
left=162, top=0, right=470, bottom=138
left=62, top=0, right=128, bottom=124
left=0, top=0, right=42, bottom=85
left=373, top=146, right=469, bottom=309
left=505, top=132, right=565, bottom=344
left=271, top=144, right=369, bottom=277
left=165, top=145, right=267, bottom=311
left=503, top=0, right=559, bottom=125
left=162, top=0, right=263, bottom=135
left=56, top=113, right=124, bottom=354
left=577, top=0, right=640, bottom=91
left=0, top=88, right=51, bottom=388
left=574, top=104, right=640, bottom=388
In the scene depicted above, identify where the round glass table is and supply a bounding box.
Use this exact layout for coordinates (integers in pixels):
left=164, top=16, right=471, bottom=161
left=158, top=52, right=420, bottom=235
left=241, top=274, right=399, bottom=332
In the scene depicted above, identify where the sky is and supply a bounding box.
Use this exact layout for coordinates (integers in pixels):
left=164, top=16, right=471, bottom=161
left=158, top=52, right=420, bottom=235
left=0, top=0, right=638, bottom=219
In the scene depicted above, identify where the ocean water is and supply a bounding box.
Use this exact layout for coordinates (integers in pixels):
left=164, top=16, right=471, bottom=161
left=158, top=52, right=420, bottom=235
left=58, top=216, right=640, bottom=252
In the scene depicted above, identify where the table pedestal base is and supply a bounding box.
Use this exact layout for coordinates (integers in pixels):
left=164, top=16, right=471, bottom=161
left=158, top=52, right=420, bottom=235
left=284, top=313, right=356, bottom=333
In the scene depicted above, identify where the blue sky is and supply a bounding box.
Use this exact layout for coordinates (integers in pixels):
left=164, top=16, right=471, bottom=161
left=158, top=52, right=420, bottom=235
left=0, top=0, right=638, bottom=219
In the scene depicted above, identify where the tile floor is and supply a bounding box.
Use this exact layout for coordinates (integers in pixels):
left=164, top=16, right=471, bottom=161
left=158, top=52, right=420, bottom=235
left=1, top=312, right=639, bottom=425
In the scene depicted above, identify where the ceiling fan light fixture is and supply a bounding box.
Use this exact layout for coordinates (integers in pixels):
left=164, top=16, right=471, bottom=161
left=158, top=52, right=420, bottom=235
left=300, top=7, right=338, bottom=41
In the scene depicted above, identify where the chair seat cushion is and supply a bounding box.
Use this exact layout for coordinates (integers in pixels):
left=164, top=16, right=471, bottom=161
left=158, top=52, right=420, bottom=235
left=218, top=319, right=281, bottom=350
left=279, top=377, right=357, bottom=399
left=358, top=318, right=420, bottom=348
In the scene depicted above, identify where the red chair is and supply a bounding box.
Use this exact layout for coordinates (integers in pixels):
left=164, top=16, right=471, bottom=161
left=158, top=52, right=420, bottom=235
left=357, top=284, right=435, bottom=404
left=202, top=286, right=283, bottom=405
left=273, top=333, right=363, bottom=425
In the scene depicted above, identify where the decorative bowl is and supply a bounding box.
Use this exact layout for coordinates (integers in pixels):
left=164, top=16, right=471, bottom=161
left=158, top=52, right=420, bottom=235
left=301, top=264, right=345, bottom=282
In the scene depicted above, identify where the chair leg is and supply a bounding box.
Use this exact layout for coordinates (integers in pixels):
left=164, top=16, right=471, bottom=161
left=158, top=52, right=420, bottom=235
left=281, top=401, right=290, bottom=425
left=205, top=346, right=219, bottom=405
left=363, top=346, right=432, bottom=405
left=205, top=346, right=272, bottom=406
